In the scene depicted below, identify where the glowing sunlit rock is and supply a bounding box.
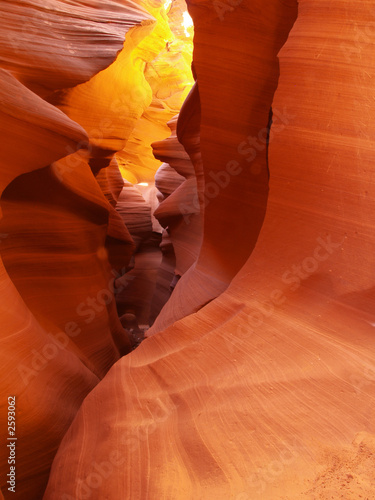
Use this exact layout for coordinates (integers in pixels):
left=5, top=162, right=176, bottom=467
left=3, top=0, right=375, bottom=499
left=182, top=11, right=194, bottom=37
left=44, top=2, right=375, bottom=500
left=116, top=0, right=194, bottom=184
left=0, top=0, right=149, bottom=96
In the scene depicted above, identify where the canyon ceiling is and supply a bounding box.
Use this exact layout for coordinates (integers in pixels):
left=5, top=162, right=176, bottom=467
left=0, top=0, right=375, bottom=499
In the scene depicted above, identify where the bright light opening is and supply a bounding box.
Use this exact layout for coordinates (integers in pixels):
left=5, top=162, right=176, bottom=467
left=164, top=0, right=172, bottom=12
left=116, top=0, right=194, bottom=186
left=182, top=11, right=193, bottom=37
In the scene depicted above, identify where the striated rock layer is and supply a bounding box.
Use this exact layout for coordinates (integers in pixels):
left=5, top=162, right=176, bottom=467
left=148, top=0, right=298, bottom=334
left=44, top=0, right=375, bottom=499
left=153, top=114, right=202, bottom=279
left=116, top=0, right=194, bottom=184
left=0, top=68, right=101, bottom=499
left=0, top=0, right=192, bottom=498
left=0, top=0, right=149, bottom=96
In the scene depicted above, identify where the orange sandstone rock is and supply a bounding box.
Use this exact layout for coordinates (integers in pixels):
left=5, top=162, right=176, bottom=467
left=44, top=1, right=375, bottom=500
left=0, top=1, right=158, bottom=497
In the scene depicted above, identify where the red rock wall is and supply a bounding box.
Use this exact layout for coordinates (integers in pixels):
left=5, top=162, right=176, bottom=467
left=0, top=67, right=100, bottom=500
left=44, top=1, right=375, bottom=499
left=153, top=114, right=202, bottom=277
left=148, top=0, right=297, bottom=334
left=0, top=0, right=190, bottom=497
left=0, top=0, right=148, bottom=96
left=2, top=0, right=375, bottom=499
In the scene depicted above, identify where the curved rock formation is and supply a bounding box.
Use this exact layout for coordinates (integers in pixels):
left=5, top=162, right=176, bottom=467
left=0, top=0, right=149, bottom=96
left=147, top=0, right=298, bottom=335
left=116, top=0, right=194, bottom=184
left=153, top=115, right=202, bottom=276
left=114, top=181, right=164, bottom=326
left=43, top=1, right=375, bottom=499
left=0, top=70, right=101, bottom=499
left=0, top=0, right=192, bottom=497
left=2, top=0, right=375, bottom=499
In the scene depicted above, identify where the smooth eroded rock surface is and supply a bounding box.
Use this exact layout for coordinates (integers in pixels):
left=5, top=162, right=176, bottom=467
left=2, top=0, right=375, bottom=499
left=43, top=1, right=375, bottom=499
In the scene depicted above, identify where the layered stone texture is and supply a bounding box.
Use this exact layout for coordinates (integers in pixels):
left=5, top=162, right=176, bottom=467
left=147, top=0, right=297, bottom=334
left=0, top=0, right=149, bottom=96
left=153, top=115, right=202, bottom=279
left=44, top=1, right=375, bottom=499
left=0, top=0, right=192, bottom=498
left=114, top=181, right=162, bottom=326
left=0, top=66, right=100, bottom=500
left=2, top=0, right=375, bottom=499
left=116, top=0, right=194, bottom=184
left=143, top=110, right=203, bottom=331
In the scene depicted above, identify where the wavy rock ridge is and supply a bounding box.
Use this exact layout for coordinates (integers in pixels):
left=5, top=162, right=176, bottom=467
left=2, top=0, right=375, bottom=499
left=0, top=0, right=193, bottom=498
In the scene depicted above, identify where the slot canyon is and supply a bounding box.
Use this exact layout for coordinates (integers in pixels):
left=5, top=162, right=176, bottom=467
left=1, top=0, right=375, bottom=498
